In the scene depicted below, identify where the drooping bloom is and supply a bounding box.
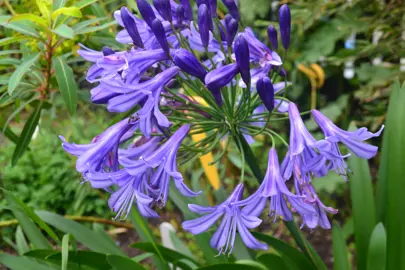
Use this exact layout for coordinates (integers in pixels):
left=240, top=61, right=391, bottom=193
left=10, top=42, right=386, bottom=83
left=279, top=4, right=291, bottom=50
left=182, top=184, right=268, bottom=254
left=310, top=109, right=384, bottom=180
left=282, top=103, right=348, bottom=180
left=179, top=0, right=193, bottom=21
left=312, top=110, right=384, bottom=159
left=60, top=118, right=138, bottom=173
left=235, top=148, right=315, bottom=222
left=205, top=63, right=238, bottom=91
left=120, top=125, right=201, bottom=207
left=175, top=5, right=184, bottom=24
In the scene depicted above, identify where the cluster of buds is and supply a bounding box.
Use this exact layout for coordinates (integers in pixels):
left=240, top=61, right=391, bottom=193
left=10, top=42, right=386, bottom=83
left=61, top=0, right=383, bottom=254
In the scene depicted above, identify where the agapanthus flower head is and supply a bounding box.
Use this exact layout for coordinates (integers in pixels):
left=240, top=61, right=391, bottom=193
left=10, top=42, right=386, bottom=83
left=222, top=0, right=240, bottom=21
left=198, top=4, right=211, bottom=48
left=120, top=6, right=144, bottom=48
left=279, top=4, right=291, bottom=49
left=234, top=34, right=251, bottom=85
left=182, top=184, right=268, bottom=254
left=153, top=0, right=172, bottom=22
left=256, top=77, right=274, bottom=111
left=173, top=49, right=207, bottom=81
left=267, top=25, right=278, bottom=50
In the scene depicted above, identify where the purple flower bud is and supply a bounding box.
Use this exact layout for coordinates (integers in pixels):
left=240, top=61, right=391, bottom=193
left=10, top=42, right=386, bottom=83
left=234, top=34, right=250, bottom=85
left=151, top=18, right=170, bottom=55
left=198, top=4, right=210, bottom=48
left=279, top=4, right=291, bottom=49
left=211, top=89, right=223, bottom=106
left=277, top=67, right=287, bottom=77
left=176, top=5, right=184, bottom=24
left=226, top=17, right=238, bottom=45
left=153, top=0, right=172, bottom=22
left=267, top=25, right=278, bottom=50
left=179, top=0, right=193, bottom=21
left=256, top=77, right=275, bottom=111
left=222, top=0, right=240, bottom=21
left=205, top=63, right=238, bottom=91
left=120, top=7, right=144, bottom=48
left=224, top=14, right=232, bottom=24
left=173, top=49, right=207, bottom=82
left=136, top=0, right=156, bottom=27
left=209, top=0, right=217, bottom=17
left=196, top=0, right=208, bottom=6
left=102, top=46, right=115, bottom=56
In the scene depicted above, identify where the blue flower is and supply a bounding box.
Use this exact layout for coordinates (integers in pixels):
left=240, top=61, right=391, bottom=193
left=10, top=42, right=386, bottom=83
left=182, top=184, right=267, bottom=254
left=60, top=118, right=138, bottom=173
left=120, top=125, right=201, bottom=207
left=279, top=4, right=291, bottom=49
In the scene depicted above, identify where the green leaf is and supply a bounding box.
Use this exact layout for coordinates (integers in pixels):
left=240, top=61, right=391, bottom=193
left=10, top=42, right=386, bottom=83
left=0, top=16, right=41, bottom=39
left=3, top=190, right=59, bottom=243
left=36, top=0, right=52, bottom=21
left=11, top=101, right=42, bottom=166
left=54, top=24, right=74, bottom=39
left=168, top=230, right=196, bottom=261
left=71, top=17, right=107, bottom=31
left=367, top=223, right=386, bottom=270
left=0, top=254, right=58, bottom=270
left=305, top=240, right=328, bottom=270
left=52, top=7, right=82, bottom=21
left=348, top=122, right=377, bottom=270
left=252, top=232, right=315, bottom=270
left=4, top=193, right=51, bottom=249
left=53, top=0, right=66, bottom=10
left=73, top=0, right=98, bottom=9
left=195, top=263, right=265, bottom=270
left=61, top=234, right=69, bottom=270
left=1, top=122, right=19, bottom=144
left=129, top=207, right=170, bottom=269
left=53, top=56, right=77, bottom=115
left=332, top=223, right=350, bottom=270
left=74, top=21, right=117, bottom=35
left=130, top=242, right=198, bottom=269
left=0, top=37, right=28, bottom=46
left=15, top=226, right=30, bottom=255
left=8, top=53, right=40, bottom=95
left=380, top=81, right=405, bottom=270
left=47, top=250, right=111, bottom=270
left=107, top=254, right=148, bottom=270
left=257, top=254, right=289, bottom=269
left=8, top=14, right=48, bottom=27
left=35, top=210, right=124, bottom=255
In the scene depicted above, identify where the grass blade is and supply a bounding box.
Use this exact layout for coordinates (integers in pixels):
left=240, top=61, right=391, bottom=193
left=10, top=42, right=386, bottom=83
left=332, top=223, right=350, bottom=270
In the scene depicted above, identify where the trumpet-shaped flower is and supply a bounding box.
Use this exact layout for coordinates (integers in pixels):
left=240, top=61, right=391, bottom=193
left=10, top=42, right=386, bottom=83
left=182, top=184, right=267, bottom=254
